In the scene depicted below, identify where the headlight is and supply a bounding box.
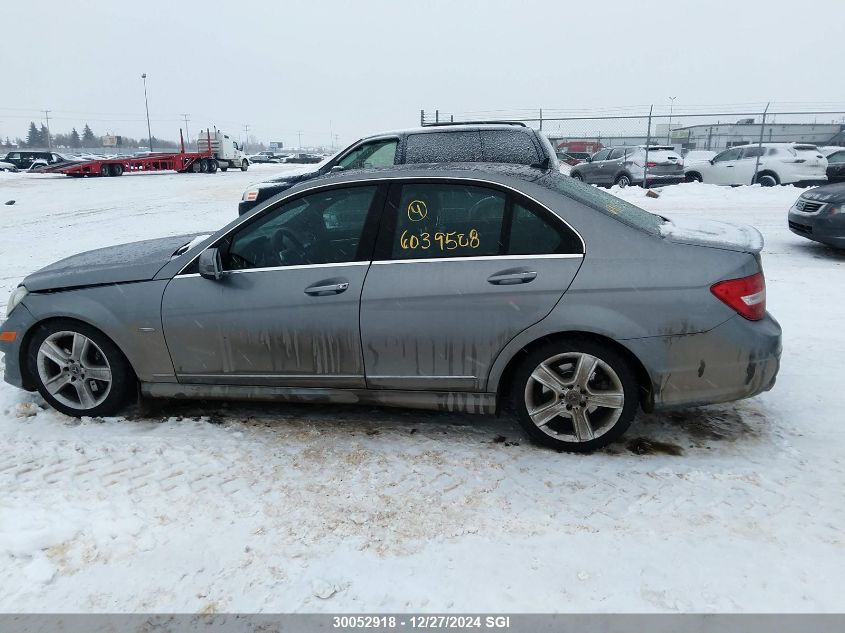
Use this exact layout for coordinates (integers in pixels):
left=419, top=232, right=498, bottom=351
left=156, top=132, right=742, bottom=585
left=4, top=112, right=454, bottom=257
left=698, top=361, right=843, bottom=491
left=6, top=286, right=28, bottom=317
left=242, top=189, right=259, bottom=202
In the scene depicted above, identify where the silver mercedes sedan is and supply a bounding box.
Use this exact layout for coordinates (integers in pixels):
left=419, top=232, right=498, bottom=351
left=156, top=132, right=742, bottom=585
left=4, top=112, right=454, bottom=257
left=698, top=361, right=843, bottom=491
left=0, top=164, right=781, bottom=452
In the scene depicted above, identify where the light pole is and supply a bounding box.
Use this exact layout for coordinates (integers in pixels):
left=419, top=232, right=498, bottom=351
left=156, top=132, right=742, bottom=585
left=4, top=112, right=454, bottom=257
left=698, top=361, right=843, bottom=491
left=667, top=96, right=677, bottom=144
left=141, top=73, right=153, bottom=152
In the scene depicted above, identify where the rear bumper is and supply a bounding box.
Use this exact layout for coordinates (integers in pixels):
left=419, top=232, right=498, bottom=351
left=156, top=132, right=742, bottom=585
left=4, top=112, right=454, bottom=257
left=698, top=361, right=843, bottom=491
left=643, top=174, right=685, bottom=187
left=788, top=211, right=845, bottom=248
left=626, top=314, right=782, bottom=410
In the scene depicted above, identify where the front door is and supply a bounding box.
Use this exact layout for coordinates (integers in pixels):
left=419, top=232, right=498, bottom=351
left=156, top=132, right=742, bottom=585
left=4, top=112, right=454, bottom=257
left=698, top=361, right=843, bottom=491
left=161, top=184, right=384, bottom=387
left=359, top=180, right=584, bottom=392
left=708, top=147, right=743, bottom=184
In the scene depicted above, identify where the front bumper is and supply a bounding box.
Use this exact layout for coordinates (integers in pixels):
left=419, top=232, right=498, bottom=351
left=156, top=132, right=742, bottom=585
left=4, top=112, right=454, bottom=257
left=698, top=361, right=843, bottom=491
left=0, top=303, right=38, bottom=390
left=788, top=210, right=845, bottom=248
left=626, top=313, right=782, bottom=410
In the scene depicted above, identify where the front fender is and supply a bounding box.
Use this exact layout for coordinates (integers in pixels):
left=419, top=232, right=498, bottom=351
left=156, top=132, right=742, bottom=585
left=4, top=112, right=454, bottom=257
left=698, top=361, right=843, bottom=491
left=20, top=280, right=176, bottom=383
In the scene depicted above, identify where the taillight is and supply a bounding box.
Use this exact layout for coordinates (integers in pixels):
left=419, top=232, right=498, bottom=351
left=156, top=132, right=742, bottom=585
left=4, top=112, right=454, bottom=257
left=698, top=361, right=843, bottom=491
left=646, top=161, right=658, bottom=167
left=710, top=272, right=766, bottom=321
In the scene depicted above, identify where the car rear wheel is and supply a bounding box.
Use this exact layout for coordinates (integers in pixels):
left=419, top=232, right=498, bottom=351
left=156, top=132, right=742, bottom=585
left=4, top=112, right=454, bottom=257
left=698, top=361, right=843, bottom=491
left=755, top=172, right=779, bottom=187
left=28, top=320, right=136, bottom=417
left=570, top=172, right=584, bottom=182
left=615, top=174, right=631, bottom=188
left=685, top=172, right=702, bottom=183
left=512, top=339, right=639, bottom=452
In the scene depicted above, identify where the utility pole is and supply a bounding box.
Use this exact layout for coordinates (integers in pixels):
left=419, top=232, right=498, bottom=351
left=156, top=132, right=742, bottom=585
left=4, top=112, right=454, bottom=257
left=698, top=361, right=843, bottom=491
left=42, top=109, right=52, bottom=149
left=329, top=120, right=333, bottom=150
left=180, top=114, right=191, bottom=143
left=141, top=73, right=153, bottom=152
left=667, top=97, right=676, bottom=144
left=297, top=130, right=302, bottom=149
left=242, top=124, right=250, bottom=151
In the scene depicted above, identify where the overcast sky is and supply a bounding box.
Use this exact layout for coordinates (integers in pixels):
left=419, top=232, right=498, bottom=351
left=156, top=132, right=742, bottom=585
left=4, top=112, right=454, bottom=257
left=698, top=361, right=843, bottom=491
left=3, top=0, right=844, bottom=149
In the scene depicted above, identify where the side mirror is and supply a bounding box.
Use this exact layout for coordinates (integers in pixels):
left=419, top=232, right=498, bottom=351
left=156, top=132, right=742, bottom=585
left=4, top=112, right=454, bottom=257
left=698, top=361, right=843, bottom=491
left=585, top=156, right=592, bottom=162
left=198, top=247, right=224, bottom=281
left=330, top=165, right=344, bottom=173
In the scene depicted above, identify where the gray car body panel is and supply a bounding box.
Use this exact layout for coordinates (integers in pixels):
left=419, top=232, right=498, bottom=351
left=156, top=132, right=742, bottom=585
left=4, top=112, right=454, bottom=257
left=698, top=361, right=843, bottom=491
left=1, top=164, right=780, bottom=415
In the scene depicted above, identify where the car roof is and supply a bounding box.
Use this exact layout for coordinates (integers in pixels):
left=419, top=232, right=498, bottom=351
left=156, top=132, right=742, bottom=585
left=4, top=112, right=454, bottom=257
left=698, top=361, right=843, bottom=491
left=358, top=123, right=536, bottom=141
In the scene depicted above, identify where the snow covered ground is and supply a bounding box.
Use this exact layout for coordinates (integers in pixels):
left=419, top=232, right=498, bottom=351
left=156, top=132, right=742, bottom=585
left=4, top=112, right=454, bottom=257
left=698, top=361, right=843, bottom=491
left=0, top=169, right=843, bottom=613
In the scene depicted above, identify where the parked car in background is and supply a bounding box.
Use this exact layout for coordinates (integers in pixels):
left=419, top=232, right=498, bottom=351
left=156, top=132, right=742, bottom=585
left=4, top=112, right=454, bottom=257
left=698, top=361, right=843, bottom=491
left=569, top=145, right=684, bottom=187
left=249, top=153, right=282, bottom=164
left=283, top=153, right=324, bottom=164
left=0, top=160, right=18, bottom=172
left=684, top=143, right=827, bottom=186
left=557, top=151, right=591, bottom=166
left=2, top=151, right=70, bottom=170
left=238, top=122, right=560, bottom=215
left=822, top=148, right=845, bottom=183
left=788, top=182, right=845, bottom=248
left=0, top=164, right=781, bottom=452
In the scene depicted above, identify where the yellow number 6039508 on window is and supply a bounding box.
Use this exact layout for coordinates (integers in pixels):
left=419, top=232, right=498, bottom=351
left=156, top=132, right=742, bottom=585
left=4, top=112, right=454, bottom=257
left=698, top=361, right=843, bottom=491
left=400, top=229, right=480, bottom=251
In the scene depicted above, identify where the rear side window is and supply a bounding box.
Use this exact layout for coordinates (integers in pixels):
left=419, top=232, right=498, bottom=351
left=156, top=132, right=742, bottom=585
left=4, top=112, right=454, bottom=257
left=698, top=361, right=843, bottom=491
left=608, top=148, right=627, bottom=160
left=480, top=131, right=540, bottom=165
left=405, top=131, right=482, bottom=164
left=390, top=183, right=505, bottom=259
left=741, top=147, right=765, bottom=158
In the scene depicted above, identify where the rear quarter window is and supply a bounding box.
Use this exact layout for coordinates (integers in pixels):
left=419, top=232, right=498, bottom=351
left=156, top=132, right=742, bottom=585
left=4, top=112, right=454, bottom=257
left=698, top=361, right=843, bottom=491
left=405, top=131, right=482, bottom=164
left=480, top=130, right=541, bottom=165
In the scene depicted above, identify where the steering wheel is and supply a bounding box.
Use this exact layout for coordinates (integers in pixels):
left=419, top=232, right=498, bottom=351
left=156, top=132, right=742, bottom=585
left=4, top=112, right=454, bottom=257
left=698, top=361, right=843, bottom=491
left=271, top=228, right=309, bottom=265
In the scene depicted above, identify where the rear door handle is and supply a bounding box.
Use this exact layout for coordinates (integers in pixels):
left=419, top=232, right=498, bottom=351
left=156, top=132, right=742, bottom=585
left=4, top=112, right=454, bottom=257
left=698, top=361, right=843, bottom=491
left=304, top=281, right=349, bottom=296
left=487, top=269, right=537, bottom=285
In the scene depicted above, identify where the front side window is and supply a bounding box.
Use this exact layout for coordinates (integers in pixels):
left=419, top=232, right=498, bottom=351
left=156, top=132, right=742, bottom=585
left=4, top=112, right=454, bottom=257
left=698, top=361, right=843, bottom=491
left=405, top=131, right=482, bottom=164
left=591, top=149, right=611, bottom=162
left=224, top=185, right=377, bottom=270
left=827, top=150, right=845, bottom=164
left=713, top=148, right=742, bottom=163
left=480, top=130, right=540, bottom=165
left=336, top=139, right=398, bottom=170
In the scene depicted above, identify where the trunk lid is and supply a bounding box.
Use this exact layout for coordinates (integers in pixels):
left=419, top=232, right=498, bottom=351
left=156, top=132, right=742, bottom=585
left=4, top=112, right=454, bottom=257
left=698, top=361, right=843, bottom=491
left=659, top=218, right=764, bottom=254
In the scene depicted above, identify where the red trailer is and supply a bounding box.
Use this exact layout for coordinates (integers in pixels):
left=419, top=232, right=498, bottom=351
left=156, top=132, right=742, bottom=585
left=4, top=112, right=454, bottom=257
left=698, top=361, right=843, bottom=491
left=37, top=130, right=223, bottom=177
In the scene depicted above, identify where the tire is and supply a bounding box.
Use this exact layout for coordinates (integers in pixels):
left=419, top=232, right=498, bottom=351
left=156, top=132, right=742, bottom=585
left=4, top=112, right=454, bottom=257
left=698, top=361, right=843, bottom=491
left=112, top=164, right=124, bottom=177
left=191, top=160, right=202, bottom=173
left=100, top=164, right=112, bottom=177
left=240, top=159, right=249, bottom=172
left=199, top=158, right=209, bottom=173
left=614, top=174, right=631, bottom=188
left=685, top=172, right=702, bottom=183
left=755, top=172, right=778, bottom=187
left=570, top=172, right=584, bottom=182
left=220, top=164, right=229, bottom=172
left=26, top=319, right=136, bottom=417
left=511, top=338, right=640, bottom=452
left=207, top=159, right=218, bottom=173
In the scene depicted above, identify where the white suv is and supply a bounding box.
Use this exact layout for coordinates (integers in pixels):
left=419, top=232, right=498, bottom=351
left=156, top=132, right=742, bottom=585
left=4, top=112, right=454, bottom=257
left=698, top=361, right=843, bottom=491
left=684, top=143, right=827, bottom=186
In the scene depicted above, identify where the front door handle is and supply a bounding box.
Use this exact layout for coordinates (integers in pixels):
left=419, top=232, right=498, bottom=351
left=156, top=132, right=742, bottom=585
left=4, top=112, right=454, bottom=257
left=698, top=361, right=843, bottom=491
left=304, top=281, right=349, bottom=296
left=487, top=269, right=537, bottom=285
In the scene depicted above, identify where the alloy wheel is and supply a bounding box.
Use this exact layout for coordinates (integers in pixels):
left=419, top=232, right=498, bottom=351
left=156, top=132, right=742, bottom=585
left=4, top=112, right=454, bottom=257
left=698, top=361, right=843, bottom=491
left=36, top=331, right=113, bottom=410
left=523, top=352, right=624, bottom=443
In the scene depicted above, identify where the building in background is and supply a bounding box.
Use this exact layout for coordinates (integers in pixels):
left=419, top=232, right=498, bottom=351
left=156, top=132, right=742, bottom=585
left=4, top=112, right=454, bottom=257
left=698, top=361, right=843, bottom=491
left=670, top=120, right=845, bottom=151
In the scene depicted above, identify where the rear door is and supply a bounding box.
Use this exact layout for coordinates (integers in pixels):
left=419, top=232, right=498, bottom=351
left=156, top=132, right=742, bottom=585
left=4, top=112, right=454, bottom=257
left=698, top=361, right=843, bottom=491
left=735, top=146, right=764, bottom=184
left=606, top=148, right=628, bottom=182
left=359, top=179, right=584, bottom=392
left=583, top=148, right=612, bottom=184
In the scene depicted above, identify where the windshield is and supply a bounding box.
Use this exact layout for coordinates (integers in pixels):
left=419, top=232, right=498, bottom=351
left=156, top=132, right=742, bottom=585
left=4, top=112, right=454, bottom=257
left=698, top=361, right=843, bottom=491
left=539, top=171, right=665, bottom=235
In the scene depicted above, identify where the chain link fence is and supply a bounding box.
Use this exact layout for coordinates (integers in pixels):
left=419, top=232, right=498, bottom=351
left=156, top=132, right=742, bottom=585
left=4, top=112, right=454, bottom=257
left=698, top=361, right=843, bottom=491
left=421, top=105, right=845, bottom=184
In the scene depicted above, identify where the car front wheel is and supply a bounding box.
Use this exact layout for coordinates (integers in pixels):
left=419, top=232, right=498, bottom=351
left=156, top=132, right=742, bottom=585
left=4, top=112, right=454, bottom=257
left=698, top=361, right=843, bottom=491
left=570, top=172, right=584, bottom=182
left=28, top=320, right=136, bottom=417
left=513, top=339, right=639, bottom=452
